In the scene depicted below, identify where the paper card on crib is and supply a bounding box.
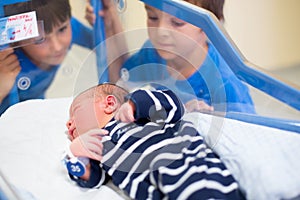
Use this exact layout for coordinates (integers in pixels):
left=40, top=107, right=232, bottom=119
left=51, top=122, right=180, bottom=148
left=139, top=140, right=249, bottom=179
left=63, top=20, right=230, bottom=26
left=0, top=11, right=39, bottom=46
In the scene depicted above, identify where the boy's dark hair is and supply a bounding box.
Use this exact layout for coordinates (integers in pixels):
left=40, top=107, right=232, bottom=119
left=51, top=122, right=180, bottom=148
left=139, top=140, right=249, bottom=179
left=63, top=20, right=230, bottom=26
left=4, top=0, right=71, bottom=34
left=185, top=0, right=225, bottom=21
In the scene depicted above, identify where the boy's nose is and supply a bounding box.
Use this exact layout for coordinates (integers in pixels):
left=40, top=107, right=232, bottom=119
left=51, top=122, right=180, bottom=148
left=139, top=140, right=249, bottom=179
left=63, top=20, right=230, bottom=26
left=50, top=37, right=63, bottom=51
left=157, top=18, right=172, bottom=37
left=156, top=26, right=171, bottom=37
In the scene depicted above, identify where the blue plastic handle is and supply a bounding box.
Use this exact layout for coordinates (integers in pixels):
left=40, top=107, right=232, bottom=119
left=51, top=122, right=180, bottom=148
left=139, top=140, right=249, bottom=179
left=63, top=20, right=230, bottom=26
left=0, top=0, right=30, bottom=17
left=91, top=0, right=109, bottom=83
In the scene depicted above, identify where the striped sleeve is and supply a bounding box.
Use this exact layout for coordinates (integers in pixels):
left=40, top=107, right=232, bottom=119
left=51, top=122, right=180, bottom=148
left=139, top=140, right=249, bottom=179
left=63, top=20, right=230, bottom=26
left=127, top=89, right=185, bottom=124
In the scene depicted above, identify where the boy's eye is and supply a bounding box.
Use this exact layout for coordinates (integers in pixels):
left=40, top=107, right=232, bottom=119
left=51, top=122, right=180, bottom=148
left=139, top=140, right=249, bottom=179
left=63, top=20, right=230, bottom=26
left=171, top=20, right=185, bottom=27
left=58, top=25, right=68, bottom=33
left=34, top=37, right=46, bottom=45
left=148, top=15, right=158, bottom=21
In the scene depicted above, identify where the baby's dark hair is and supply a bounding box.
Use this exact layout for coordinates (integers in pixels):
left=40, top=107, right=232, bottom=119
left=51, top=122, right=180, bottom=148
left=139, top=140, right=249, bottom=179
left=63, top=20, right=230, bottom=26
left=184, top=0, right=225, bottom=21
left=76, top=83, right=129, bottom=105
left=95, top=83, right=129, bottom=105
left=4, top=0, right=71, bottom=34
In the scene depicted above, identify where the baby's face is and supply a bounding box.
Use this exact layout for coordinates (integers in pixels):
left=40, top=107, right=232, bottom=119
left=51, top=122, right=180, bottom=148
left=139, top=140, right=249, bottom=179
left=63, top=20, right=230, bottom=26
left=66, top=97, right=100, bottom=141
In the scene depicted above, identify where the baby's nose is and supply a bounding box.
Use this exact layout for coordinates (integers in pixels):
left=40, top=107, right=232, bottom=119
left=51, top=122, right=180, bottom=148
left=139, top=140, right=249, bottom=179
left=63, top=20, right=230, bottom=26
left=66, top=119, right=73, bottom=129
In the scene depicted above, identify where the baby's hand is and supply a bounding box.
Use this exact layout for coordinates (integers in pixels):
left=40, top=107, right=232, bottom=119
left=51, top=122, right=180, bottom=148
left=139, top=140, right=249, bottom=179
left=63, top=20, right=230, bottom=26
left=70, top=129, right=109, bottom=161
left=185, top=99, right=214, bottom=113
left=115, top=101, right=135, bottom=123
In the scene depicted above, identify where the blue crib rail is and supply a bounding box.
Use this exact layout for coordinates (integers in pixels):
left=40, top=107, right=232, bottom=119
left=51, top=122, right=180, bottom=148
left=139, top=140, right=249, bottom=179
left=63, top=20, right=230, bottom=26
left=0, top=0, right=30, bottom=17
left=91, top=0, right=109, bottom=83
left=140, top=0, right=300, bottom=133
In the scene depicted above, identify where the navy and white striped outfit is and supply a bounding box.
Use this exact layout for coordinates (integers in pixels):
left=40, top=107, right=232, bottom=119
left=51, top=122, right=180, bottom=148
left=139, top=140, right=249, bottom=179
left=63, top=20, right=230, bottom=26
left=71, top=89, right=243, bottom=200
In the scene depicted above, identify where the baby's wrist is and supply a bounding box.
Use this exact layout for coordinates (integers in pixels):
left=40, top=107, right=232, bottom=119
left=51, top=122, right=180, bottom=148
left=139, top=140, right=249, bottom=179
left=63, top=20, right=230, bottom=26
left=62, top=145, right=90, bottom=178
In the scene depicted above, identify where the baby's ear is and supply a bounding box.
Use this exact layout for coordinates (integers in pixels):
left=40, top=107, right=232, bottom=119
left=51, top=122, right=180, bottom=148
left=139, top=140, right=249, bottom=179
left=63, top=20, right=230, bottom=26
left=104, top=95, right=118, bottom=114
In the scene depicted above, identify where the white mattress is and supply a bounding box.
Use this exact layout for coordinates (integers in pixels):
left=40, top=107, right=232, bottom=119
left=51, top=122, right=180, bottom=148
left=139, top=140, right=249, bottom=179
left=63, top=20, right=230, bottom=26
left=0, top=98, right=300, bottom=200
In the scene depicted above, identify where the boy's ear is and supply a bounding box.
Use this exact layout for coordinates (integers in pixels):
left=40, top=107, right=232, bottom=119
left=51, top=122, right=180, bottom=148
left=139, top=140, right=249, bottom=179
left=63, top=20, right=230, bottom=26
left=104, top=95, right=118, bottom=114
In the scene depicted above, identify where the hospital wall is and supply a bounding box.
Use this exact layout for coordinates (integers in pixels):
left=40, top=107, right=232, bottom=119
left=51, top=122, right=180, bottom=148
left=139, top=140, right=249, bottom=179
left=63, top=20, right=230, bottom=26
left=224, top=0, right=300, bottom=71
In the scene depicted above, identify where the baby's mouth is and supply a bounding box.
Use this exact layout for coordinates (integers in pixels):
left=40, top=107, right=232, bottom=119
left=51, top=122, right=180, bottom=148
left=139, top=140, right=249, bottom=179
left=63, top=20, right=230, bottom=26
left=67, top=129, right=75, bottom=140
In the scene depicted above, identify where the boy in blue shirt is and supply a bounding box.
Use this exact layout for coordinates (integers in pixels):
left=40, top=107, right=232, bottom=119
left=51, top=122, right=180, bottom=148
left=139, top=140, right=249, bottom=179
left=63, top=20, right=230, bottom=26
left=0, top=0, right=94, bottom=115
left=0, top=0, right=93, bottom=115
left=120, top=1, right=255, bottom=114
left=86, top=0, right=256, bottom=114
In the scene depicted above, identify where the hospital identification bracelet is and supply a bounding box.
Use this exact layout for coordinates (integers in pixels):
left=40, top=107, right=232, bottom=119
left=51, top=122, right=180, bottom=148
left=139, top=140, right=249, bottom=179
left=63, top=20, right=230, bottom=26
left=63, top=146, right=90, bottom=177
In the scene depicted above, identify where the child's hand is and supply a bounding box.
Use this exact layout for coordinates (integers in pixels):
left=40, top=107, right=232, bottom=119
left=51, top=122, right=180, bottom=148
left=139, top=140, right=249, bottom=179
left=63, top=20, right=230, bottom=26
left=85, top=0, right=96, bottom=26
left=0, top=48, right=21, bottom=103
left=185, top=99, right=214, bottom=113
left=115, top=101, right=135, bottom=123
left=85, top=0, right=116, bottom=27
left=70, top=129, right=109, bottom=161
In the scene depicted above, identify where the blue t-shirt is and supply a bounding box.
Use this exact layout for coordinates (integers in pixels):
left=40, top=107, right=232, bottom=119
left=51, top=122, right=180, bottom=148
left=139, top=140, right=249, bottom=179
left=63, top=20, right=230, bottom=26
left=0, top=17, right=93, bottom=115
left=121, top=40, right=255, bottom=113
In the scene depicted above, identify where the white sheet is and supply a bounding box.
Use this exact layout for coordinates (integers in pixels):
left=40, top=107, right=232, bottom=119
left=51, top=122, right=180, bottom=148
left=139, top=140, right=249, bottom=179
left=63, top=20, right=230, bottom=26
left=184, top=112, right=300, bottom=200
left=0, top=98, right=300, bottom=200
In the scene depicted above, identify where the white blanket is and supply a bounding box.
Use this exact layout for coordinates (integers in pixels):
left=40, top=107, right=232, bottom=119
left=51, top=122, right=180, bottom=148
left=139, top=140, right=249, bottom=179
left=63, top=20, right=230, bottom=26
left=184, top=113, right=300, bottom=200
left=0, top=98, right=125, bottom=200
left=0, top=98, right=300, bottom=200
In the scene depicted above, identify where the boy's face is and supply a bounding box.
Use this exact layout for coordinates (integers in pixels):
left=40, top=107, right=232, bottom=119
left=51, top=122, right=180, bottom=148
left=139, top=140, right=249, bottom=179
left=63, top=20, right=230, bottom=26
left=145, top=5, right=206, bottom=61
left=66, top=96, right=101, bottom=141
left=21, top=19, right=72, bottom=70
